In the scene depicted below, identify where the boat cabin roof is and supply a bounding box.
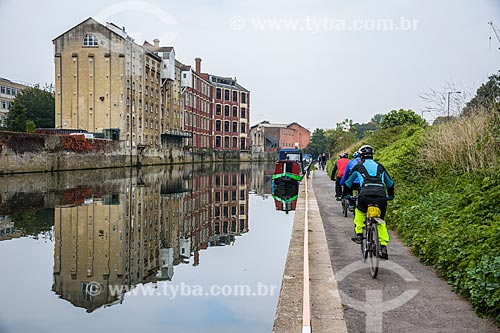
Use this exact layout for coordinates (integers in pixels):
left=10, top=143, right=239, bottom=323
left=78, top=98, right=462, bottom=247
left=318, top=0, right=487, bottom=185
left=278, top=148, right=302, bottom=161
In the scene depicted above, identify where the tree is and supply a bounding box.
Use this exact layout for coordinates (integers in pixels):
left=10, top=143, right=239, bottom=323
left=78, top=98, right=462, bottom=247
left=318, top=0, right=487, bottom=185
left=26, top=120, right=36, bottom=133
left=304, top=128, right=328, bottom=158
left=5, top=86, right=55, bottom=132
left=462, top=72, right=500, bottom=116
left=354, top=121, right=379, bottom=139
left=5, top=101, right=28, bottom=132
left=371, top=114, right=385, bottom=124
left=331, top=119, right=357, bottom=152
left=419, top=81, right=471, bottom=118
left=380, top=109, right=427, bottom=129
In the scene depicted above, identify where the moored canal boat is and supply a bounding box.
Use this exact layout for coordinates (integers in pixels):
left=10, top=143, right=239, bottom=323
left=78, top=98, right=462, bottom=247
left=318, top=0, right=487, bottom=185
left=271, top=148, right=305, bottom=184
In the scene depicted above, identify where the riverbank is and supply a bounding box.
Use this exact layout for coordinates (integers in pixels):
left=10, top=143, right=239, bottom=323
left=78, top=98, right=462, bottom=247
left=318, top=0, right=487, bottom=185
left=0, top=131, right=274, bottom=174
left=273, top=175, right=348, bottom=332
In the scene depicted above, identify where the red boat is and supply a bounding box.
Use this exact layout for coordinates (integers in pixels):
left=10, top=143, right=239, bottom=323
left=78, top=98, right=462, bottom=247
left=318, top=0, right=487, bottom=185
left=272, top=149, right=304, bottom=183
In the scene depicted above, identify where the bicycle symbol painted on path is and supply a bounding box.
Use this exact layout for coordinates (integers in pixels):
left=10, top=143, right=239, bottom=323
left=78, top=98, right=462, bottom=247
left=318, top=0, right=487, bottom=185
left=335, top=261, right=419, bottom=333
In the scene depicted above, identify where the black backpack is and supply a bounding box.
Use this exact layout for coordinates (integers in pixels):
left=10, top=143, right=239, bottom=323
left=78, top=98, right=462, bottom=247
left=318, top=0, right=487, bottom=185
left=356, top=163, right=386, bottom=197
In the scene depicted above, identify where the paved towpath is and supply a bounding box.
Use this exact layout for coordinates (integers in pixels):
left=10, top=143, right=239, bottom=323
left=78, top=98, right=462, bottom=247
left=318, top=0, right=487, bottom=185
left=312, top=170, right=499, bottom=333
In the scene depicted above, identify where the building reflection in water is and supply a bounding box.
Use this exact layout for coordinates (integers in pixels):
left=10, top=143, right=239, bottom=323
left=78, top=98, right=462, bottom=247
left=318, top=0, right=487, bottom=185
left=50, top=164, right=250, bottom=312
left=0, top=215, right=22, bottom=241
left=248, top=164, right=274, bottom=199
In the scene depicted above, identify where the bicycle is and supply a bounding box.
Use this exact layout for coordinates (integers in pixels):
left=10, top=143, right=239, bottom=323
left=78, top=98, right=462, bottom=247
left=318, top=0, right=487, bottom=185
left=360, top=205, right=384, bottom=279
left=348, top=194, right=357, bottom=213
left=341, top=190, right=357, bottom=218
left=341, top=196, right=349, bottom=217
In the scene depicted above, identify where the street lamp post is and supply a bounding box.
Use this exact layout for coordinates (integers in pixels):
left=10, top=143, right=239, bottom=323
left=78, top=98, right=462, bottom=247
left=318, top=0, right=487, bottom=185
left=447, top=91, right=461, bottom=120
left=421, top=110, right=430, bottom=124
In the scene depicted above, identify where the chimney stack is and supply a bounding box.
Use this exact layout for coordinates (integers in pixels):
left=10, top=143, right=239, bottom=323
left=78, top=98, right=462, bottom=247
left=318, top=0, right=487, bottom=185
left=195, top=57, right=202, bottom=73
left=153, top=38, right=160, bottom=47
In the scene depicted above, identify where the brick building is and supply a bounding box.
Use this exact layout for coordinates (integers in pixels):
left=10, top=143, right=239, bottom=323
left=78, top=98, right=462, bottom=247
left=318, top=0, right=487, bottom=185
left=250, top=121, right=310, bottom=153
left=287, top=122, right=310, bottom=150
left=202, top=71, right=250, bottom=151
left=181, top=58, right=213, bottom=150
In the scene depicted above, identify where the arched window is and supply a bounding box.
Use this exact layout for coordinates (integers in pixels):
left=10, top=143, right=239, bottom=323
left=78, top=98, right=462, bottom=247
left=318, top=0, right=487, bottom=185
left=83, top=34, right=98, bottom=46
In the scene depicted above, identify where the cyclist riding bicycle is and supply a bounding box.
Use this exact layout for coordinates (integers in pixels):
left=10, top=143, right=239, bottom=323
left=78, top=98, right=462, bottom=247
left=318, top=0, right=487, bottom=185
left=330, top=152, right=349, bottom=200
left=340, top=151, right=361, bottom=188
left=343, top=145, right=394, bottom=259
left=340, top=151, right=361, bottom=207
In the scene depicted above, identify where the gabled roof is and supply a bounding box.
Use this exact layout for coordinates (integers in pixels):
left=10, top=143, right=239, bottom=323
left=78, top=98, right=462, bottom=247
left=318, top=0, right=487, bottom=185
left=143, top=41, right=155, bottom=50
left=53, top=17, right=110, bottom=42
left=251, top=121, right=310, bottom=132
left=251, top=121, right=288, bottom=129
left=143, top=41, right=174, bottom=53
left=287, top=122, right=310, bottom=133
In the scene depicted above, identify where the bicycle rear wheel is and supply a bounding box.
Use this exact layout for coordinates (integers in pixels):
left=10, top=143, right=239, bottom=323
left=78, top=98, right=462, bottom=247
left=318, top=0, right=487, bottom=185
left=361, top=226, right=368, bottom=261
left=342, top=198, right=348, bottom=217
left=368, top=222, right=380, bottom=278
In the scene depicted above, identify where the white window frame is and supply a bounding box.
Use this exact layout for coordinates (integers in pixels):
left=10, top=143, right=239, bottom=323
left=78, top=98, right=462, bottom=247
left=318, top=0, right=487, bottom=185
left=83, top=34, right=98, bottom=47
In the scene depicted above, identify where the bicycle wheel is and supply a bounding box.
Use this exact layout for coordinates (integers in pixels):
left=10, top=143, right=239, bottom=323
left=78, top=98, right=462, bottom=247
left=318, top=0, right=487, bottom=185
left=361, top=226, right=368, bottom=261
left=348, top=196, right=357, bottom=215
left=368, top=222, right=380, bottom=278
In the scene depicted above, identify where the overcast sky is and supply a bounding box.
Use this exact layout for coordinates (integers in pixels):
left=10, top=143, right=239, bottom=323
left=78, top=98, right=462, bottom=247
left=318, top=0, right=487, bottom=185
left=0, top=0, right=499, bottom=131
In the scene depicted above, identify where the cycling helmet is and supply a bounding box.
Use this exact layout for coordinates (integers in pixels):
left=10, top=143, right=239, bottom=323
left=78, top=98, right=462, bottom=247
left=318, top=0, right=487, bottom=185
left=359, top=145, right=374, bottom=159
left=340, top=152, right=348, bottom=159
left=353, top=151, right=360, bottom=158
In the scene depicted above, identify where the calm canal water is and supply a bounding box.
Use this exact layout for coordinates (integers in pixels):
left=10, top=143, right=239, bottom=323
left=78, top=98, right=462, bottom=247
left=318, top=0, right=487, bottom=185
left=0, top=162, right=296, bottom=333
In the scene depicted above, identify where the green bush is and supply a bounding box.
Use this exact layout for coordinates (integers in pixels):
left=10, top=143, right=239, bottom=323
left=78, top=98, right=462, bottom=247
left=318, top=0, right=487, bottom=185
left=380, top=109, right=427, bottom=129
left=381, top=131, right=500, bottom=324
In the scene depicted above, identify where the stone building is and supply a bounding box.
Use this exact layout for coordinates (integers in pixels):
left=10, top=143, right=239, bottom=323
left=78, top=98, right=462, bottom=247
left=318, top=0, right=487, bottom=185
left=53, top=18, right=162, bottom=146
left=143, top=41, right=191, bottom=149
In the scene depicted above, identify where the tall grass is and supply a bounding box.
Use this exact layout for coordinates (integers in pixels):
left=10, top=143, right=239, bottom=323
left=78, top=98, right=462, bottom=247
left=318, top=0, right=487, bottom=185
left=420, top=111, right=500, bottom=174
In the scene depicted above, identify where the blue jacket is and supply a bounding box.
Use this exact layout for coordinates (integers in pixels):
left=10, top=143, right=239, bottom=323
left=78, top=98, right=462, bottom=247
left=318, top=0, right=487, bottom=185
left=340, top=157, right=361, bottom=186
left=344, top=159, right=395, bottom=197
